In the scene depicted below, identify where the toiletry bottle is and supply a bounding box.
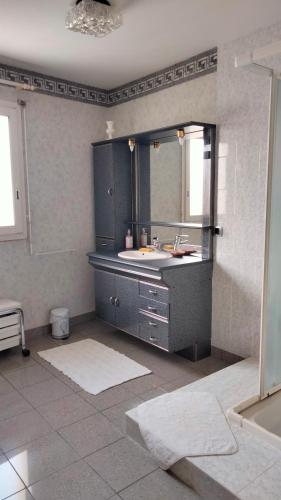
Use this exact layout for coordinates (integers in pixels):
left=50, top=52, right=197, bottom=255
left=140, top=228, right=148, bottom=247
left=125, top=229, right=133, bottom=249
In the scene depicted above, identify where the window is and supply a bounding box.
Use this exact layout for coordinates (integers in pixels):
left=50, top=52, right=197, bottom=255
left=182, top=134, right=204, bottom=222
left=0, top=100, right=27, bottom=241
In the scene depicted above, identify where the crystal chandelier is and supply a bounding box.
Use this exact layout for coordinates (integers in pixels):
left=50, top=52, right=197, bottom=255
left=65, top=0, right=122, bottom=37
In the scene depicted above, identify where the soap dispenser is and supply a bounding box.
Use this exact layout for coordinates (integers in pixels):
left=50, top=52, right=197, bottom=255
left=125, top=229, right=133, bottom=249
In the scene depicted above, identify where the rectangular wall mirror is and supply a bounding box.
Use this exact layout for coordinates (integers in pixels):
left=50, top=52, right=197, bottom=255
left=131, top=122, right=215, bottom=253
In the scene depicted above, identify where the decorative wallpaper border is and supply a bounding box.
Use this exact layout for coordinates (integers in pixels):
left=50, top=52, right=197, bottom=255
left=108, top=47, right=217, bottom=106
left=0, top=48, right=217, bottom=108
left=0, top=64, right=108, bottom=106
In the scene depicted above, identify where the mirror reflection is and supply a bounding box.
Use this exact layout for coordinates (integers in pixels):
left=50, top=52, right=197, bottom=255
left=148, top=129, right=204, bottom=225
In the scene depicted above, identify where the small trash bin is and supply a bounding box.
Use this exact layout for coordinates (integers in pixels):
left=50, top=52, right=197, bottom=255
left=50, top=308, right=69, bottom=339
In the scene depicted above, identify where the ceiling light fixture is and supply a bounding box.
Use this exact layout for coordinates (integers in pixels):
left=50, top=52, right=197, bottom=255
left=65, top=0, right=122, bottom=37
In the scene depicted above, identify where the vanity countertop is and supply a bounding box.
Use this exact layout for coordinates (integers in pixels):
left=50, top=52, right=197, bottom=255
left=87, top=250, right=210, bottom=276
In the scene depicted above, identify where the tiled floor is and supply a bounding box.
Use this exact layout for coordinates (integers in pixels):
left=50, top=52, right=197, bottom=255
left=0, top=319, right=230, bottom=500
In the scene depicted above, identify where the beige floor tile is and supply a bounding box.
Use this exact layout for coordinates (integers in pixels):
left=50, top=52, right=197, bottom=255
left=119, top=469, right=199, bottom=500
left=4, top=490, right=34, bottom=500
left=139, top=387, right=167, bottom=401
left=4, top=363, right=53, bottom=389
left=59, top=413, right=123, bottom=457
left=0, top=348, right=36, bottom=374
left=37, top=393, right=96, bottom=430
left=121, top=374, right=164, bottom=395
left=79, top=384, right=135, bottom=411
left=7, top=432, right=79, bottom=486
left=19, top=377, right=73, bottom=407
left=0, top=454, right=25, bottom=500
left=0, top=410, right=52, bottom=452
left=102, top=397, right=143, bottom=434
left=192, top=356, right=230, bottom=376
left=0, top=376, right=15, bottom=396
left=29, top=460, right=114, bottom=500
left=0, top=390, right=32, bottom=422
left=86, top=437, right=158, bottom=492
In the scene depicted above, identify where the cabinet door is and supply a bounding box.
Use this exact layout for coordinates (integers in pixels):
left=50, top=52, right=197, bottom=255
left=95, top=269, right=116, bottom=325
left=115, top=275, right=139, bottom=337
left=93, top=144, right=115, bottom=239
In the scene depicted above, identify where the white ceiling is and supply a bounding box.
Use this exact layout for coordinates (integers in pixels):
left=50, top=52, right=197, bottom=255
left=1, top=0, right=281, bottom=89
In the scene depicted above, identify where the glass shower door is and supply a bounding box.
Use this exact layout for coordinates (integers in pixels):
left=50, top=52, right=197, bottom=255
left=260, top=78, right=281, bottom=397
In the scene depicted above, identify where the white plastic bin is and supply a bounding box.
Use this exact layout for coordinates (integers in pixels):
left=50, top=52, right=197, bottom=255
left=50, top=308, right=69, bottom=339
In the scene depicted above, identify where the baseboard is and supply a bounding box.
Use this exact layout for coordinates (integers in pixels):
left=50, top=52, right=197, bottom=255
left=211, top=345, right=244, bottom=364
left=26, top=311, right=96, bottom=338
left=70, top=311, right=96, bottom=327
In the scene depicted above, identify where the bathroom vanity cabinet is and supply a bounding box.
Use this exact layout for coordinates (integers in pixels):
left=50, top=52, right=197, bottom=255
left=89, top=121, right=216, bottom=360
left=89, top=253, right=212, bottom=358
left=93, top=142, right=132, bottom=252
left=95, top=269, right=139, bottom=337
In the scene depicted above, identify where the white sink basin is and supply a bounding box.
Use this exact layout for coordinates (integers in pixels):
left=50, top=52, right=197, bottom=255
left=118, top=250, right=173, bottom=261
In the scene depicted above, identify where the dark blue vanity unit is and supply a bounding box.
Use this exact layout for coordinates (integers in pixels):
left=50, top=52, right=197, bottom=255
left=88, top=122, right=216, bottom=361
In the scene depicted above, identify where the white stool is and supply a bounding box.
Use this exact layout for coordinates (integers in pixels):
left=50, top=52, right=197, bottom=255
left=0, top=299, right=30, bottom=356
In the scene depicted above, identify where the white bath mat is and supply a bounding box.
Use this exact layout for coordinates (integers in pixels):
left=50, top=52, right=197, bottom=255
left=38, top=339, right=151, bottom=395
left=130, top=391, right=238, bottom=469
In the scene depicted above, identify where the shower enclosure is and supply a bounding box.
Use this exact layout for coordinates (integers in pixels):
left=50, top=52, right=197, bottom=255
left=228, top=75, right=281, bottom=447
left=260, top=77, right=281, bottom=399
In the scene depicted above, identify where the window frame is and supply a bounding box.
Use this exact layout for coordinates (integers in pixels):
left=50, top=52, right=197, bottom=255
left=0, top=99, right=27, bottom=241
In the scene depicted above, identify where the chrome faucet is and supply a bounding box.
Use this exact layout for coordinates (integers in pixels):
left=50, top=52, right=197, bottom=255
left=174, top=234, right=189, bottom=250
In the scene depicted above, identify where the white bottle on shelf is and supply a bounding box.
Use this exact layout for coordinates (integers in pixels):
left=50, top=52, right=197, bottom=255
left=140, top=228, right=148, bottom=247
left=125, top=229, right=133, bottom=249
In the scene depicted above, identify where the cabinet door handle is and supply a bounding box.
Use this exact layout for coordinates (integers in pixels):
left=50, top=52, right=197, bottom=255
left=149, top=336, right=158, bottom=342
left=148, top=289, right=158, bottom=296
left=114, top=297, right=120, bottom=307
left=107, top=187, right=113, bottom=196
left=148, top=321, right=158, bottom=327
left=147, top=306, right=157, bottom=313
left=109, top=296, right=115, bottom=305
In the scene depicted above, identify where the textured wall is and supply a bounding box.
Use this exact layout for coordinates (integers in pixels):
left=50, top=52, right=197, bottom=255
left=213, top=22, right=281, bottom=358
left=0, top=87, right=106, bottom=329
left=107, top=72, right=217, bottom=137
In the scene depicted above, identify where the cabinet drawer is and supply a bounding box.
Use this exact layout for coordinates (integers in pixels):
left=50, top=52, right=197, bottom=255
left=139, top=312, right=169, bottom=350
left=139, top=297, right=169, bottom=319
left=0, top=324, right=20, bottom=341
left=96, top=237, right=115, bottom=253
left=0, top=313, right=20, bottom=329
left=0, top=335, right=21, bottom=352
left=139, top=282, right=169, bottom=303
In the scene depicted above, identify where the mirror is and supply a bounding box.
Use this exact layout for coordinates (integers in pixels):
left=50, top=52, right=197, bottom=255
left=150, top=139, right=182, bottom=223
left=130, top=121, right=215, bottom=254
left=149, top=128, right=204, bottom=226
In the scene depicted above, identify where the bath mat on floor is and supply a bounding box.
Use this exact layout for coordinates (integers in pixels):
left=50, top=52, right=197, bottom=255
left=129, top=391, right=238, bottom=469
left=38, top=339, right=151, bottom=395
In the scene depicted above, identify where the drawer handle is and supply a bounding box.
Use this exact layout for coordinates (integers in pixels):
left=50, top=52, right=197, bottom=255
left=148, top=290, right=158, bottom=296
left=147, top=306, right=157, bottom=313
left=101, top=243, right=108, bottom=246
left=149, top=336, right=158, bottom=342
left=148, top=321, right=158, bottom=327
